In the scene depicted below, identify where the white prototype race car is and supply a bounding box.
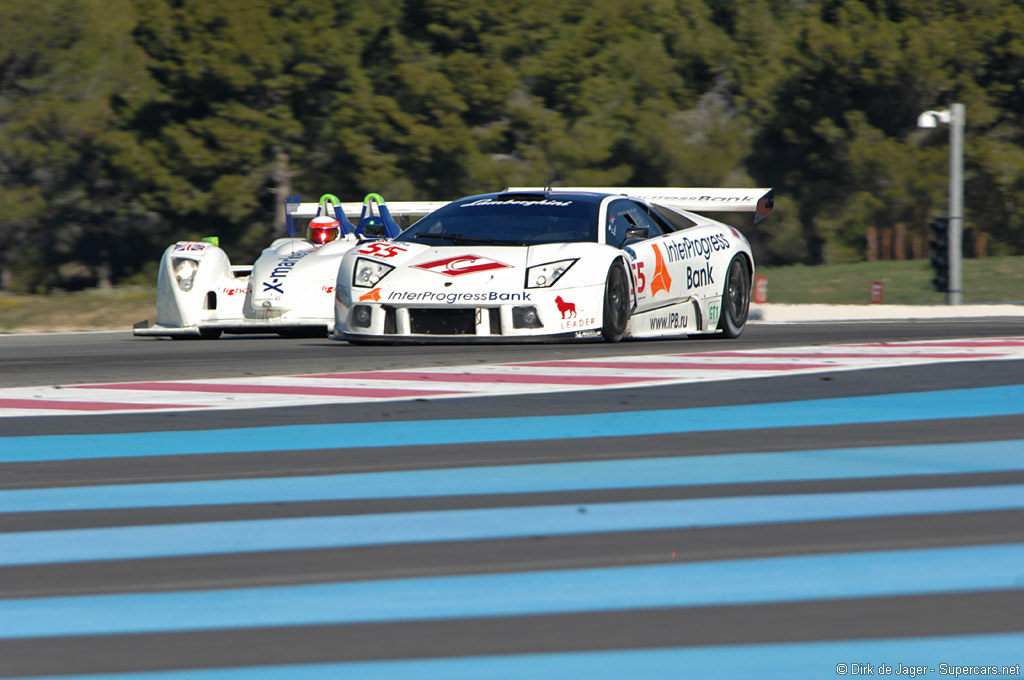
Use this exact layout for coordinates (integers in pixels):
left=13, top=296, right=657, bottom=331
left=133, top=193, right=441, bottom=339
left=333, top=186, right=773, bottom=343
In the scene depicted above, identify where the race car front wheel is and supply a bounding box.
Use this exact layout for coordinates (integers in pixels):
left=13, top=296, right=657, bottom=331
left=602, top=262, right=630, bottom=342
left=718, top=255, right=750, bottom=339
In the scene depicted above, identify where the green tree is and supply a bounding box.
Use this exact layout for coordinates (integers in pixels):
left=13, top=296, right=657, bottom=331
left=747, top=0, right=1024, bottom=265
left=2, top=0, right=1022, bottom=291
left=0, top=0, right=156, bottom=291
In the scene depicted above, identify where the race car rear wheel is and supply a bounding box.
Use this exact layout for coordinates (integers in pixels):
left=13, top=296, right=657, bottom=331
left=602, top=262, right=630, bottom=343
left=718, top=255, right=750, bottom=339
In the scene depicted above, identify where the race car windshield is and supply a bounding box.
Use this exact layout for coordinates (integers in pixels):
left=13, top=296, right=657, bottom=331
left=395, top=196, right=599, bottom=246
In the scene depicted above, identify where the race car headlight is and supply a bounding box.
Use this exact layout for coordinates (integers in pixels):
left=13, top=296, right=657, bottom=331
left=525, top=259, right=577, bottom=288
left=352, top=258, right=394, bottom=288
left=172, top=258, right=199, bottom=292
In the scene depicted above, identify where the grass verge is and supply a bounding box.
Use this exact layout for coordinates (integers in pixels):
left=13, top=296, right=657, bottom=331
left=756, top=256, right=1024, bottom=305
left=0, top=287, right=156, bottom=333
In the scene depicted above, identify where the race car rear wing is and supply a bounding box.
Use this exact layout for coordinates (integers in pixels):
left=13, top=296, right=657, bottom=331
left=286, top=194, right=448, bottom=238
left=507, top=187, right=775, bottom=223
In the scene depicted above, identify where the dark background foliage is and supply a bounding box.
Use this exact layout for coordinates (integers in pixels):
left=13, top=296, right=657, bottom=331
left=1, top=0, right=1021, bottom=292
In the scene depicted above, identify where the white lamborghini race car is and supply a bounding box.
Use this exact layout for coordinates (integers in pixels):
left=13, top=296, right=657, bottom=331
left=333, top=187, right=773, bottom=343
left=133, top=193, right=442, bottom=339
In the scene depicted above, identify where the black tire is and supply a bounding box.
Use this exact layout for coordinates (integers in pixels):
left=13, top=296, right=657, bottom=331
left=601, top=262, right=630, bottom=342
left=718, top=255, right=750, bottom=339
left=172, top=329, right=222, bottom=340
left=277, top=327, right=329, bottom=338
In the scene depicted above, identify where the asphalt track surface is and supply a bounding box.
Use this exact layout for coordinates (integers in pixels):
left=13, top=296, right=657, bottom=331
left=2, top=320, right=1024, bottom=678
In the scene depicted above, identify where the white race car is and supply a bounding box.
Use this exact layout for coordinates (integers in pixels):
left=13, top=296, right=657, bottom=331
left=333, top=187, right=773, bottom=343
left=134, top=193, right=439, bottom=339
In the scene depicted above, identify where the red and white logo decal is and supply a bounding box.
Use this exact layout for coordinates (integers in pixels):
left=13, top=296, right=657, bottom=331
left=413, top=255, right=511, bottom=277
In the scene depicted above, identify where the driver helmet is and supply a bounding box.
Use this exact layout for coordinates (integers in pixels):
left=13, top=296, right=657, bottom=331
left=307, top=215, right=341, bottom=245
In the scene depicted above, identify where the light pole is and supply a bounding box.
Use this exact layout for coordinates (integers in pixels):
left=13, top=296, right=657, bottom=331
left=917, top=103, right=965, bottom=305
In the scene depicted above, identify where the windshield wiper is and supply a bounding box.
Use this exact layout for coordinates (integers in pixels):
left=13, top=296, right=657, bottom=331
left=413, top=233, right=522, bottom=246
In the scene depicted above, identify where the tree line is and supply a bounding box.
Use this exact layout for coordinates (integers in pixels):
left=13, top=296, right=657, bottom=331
left=1, top=0, right=1021, bottom=292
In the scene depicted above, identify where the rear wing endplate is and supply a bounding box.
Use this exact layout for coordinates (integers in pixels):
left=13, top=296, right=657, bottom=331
left=507, top=187, right=774, bottom=223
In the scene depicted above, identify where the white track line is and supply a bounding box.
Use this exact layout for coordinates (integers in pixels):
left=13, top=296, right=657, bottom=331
left=2, top=338, right=1023, bottom=417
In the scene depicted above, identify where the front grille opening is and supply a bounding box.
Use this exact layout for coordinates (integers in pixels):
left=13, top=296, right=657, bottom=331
left=205, top=291, right=217, bottom=310
left=409, top=308, right=476, bottom=335
left=383, top=305, right=397, bottom=334
left=488, top=307, right=502, bottom=335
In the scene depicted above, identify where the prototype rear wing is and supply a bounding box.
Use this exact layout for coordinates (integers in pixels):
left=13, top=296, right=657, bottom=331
left=285, top=198, right=446, bottom=220
left=507, top=187, right=775, bottom=223
left=285, top=194, right=450, bottom=238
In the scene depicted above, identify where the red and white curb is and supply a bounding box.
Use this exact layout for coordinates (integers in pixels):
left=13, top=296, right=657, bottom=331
left=2, top=337, right=1024, bottom=417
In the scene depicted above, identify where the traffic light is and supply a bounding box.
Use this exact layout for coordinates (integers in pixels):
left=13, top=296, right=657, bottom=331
left=929, top=217, right=950, bottom=293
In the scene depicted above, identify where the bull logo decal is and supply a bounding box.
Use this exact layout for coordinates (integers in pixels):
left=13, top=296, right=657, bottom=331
left=555, top=296, right=577, bottom=319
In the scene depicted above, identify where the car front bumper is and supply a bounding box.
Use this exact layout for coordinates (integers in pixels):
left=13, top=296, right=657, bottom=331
left=335, top=286, right=606, bottom=343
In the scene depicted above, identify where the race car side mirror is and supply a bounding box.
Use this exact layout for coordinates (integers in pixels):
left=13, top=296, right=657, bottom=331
left=624, top=227, right=649, bottom=243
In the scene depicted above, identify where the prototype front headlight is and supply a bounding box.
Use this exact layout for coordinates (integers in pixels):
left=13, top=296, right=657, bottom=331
left=172, top=258, right=199, bottom=292
left=525, top=259, right=577, bottom=288
left=352, top=258, right=394, bottom=288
